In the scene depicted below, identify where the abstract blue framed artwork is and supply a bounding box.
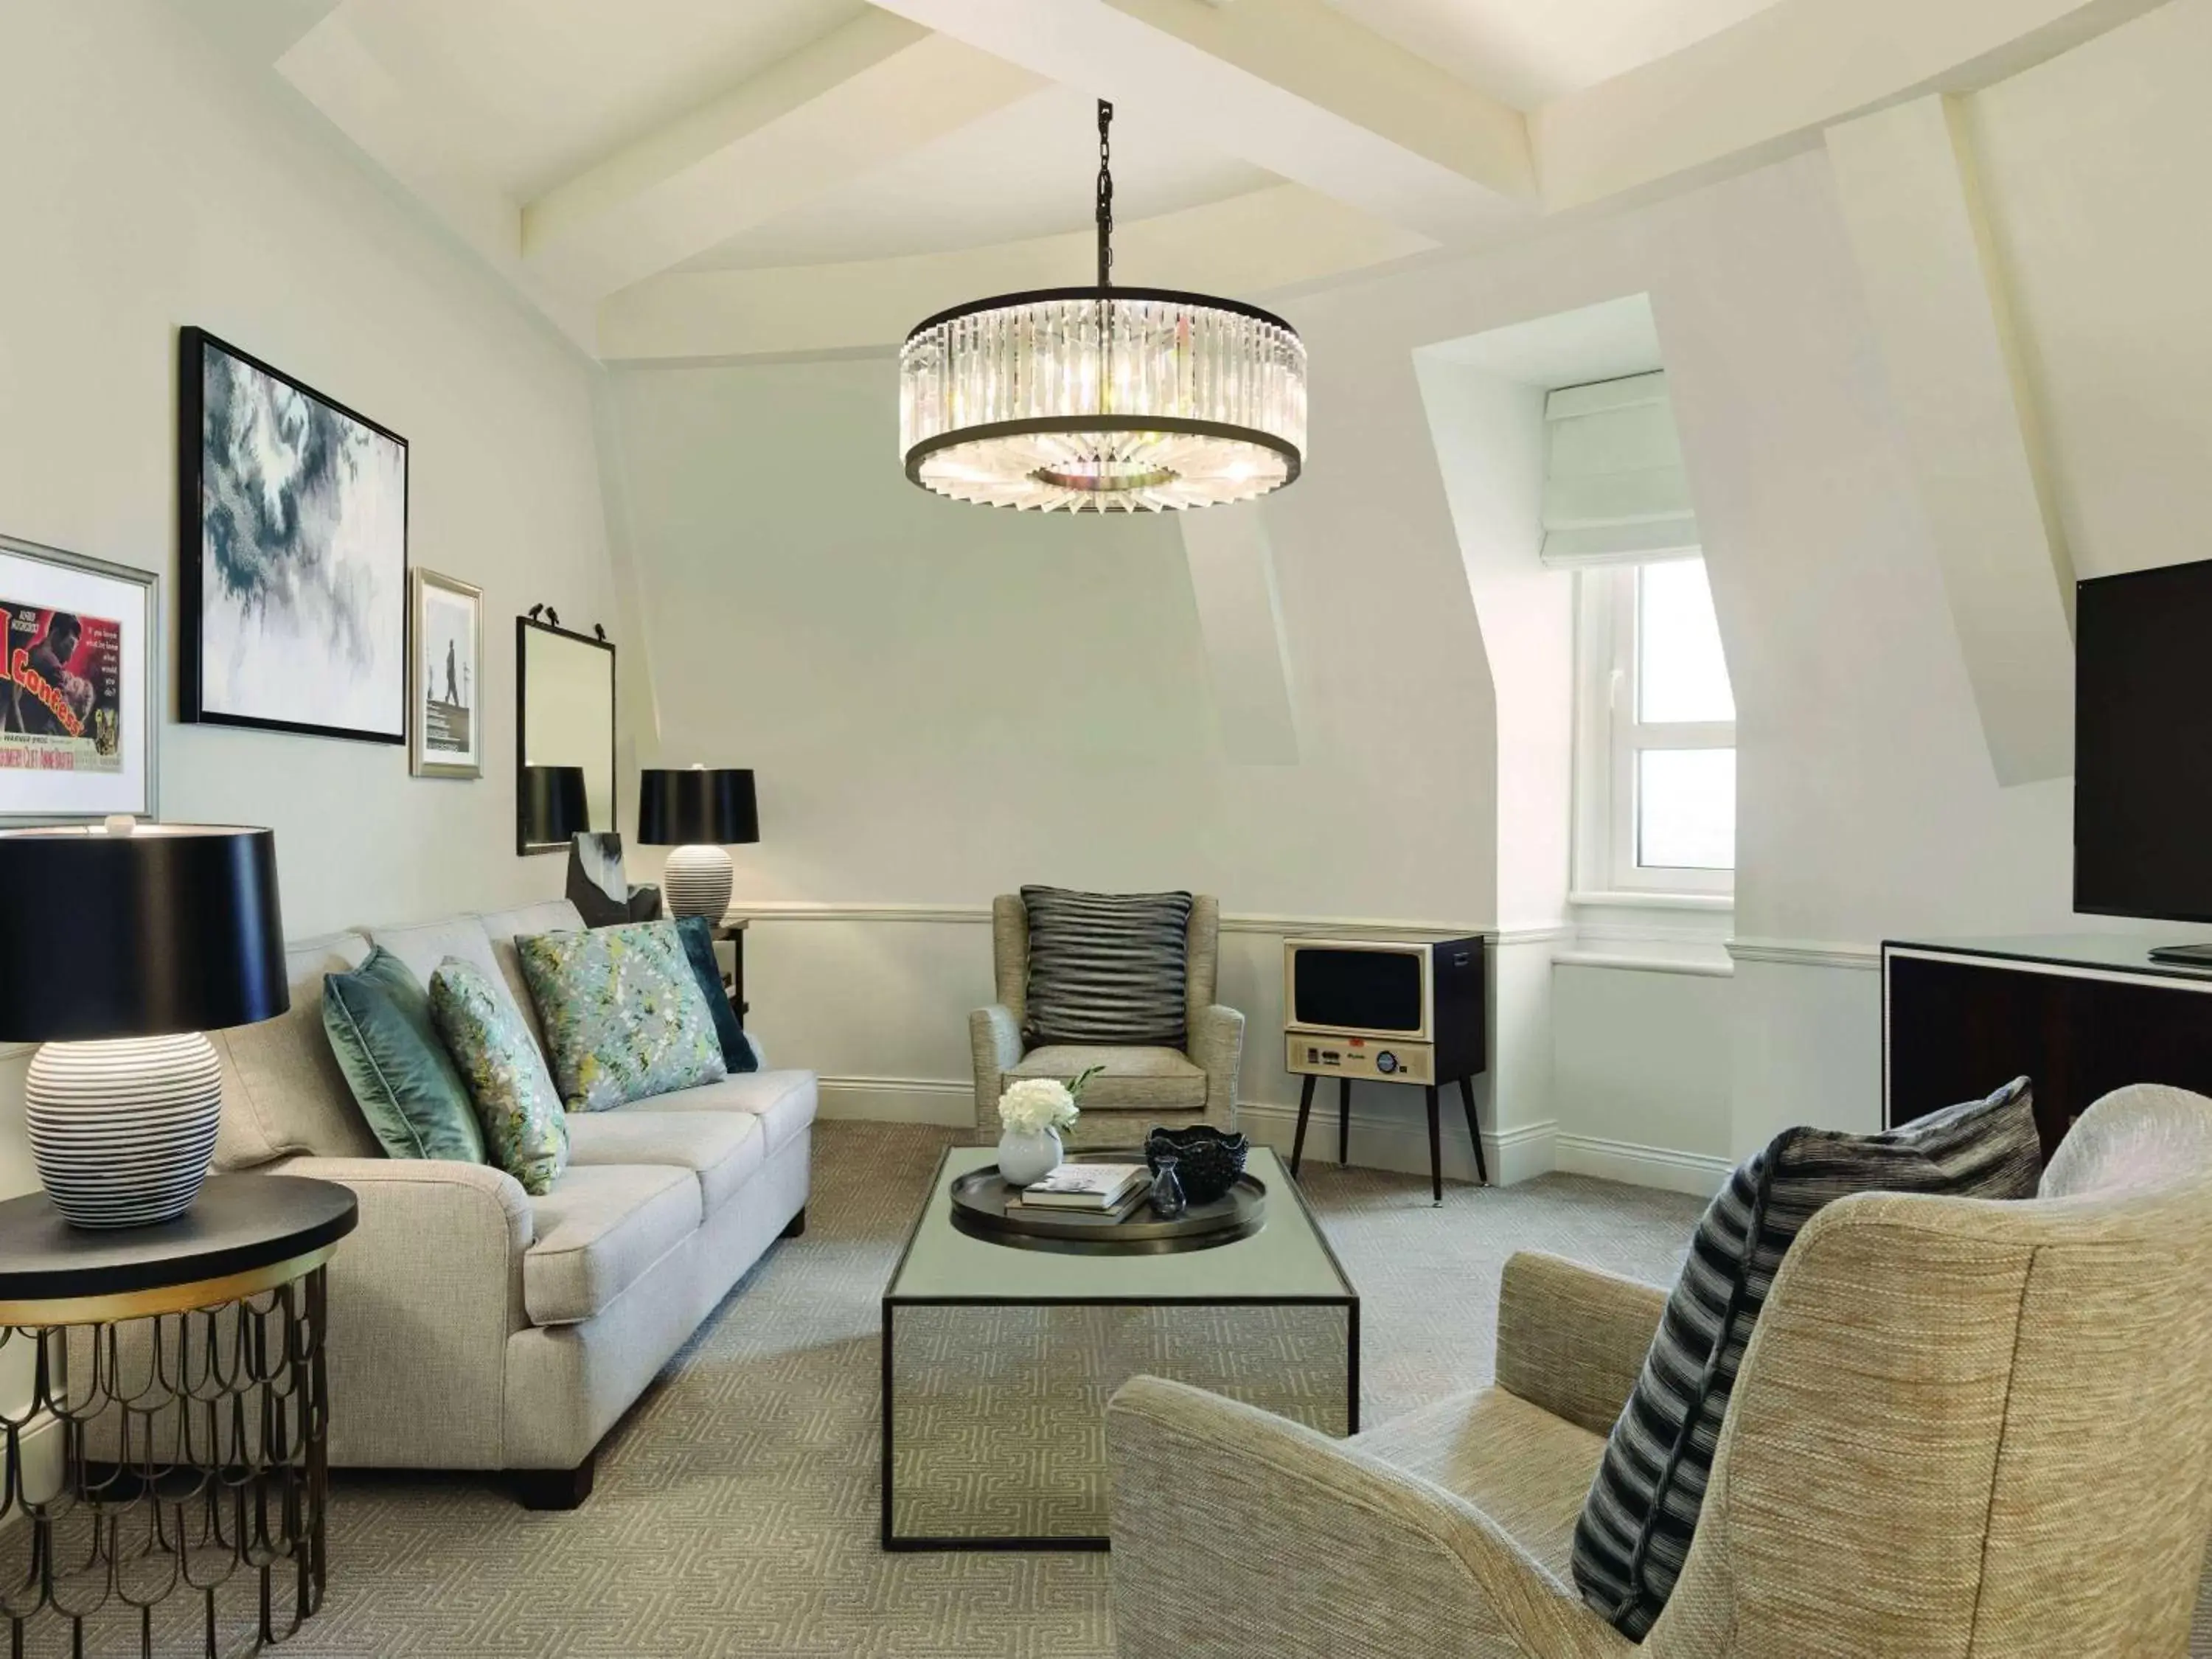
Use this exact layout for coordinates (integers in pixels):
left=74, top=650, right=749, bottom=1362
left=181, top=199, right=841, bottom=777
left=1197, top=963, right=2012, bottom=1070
left=178, top=327, right=408, bottom=744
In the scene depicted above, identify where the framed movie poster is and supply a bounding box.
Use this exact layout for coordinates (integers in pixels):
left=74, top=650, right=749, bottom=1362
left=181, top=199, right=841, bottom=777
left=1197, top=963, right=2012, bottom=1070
left=0, top=534, right=159, bottom=823
left=410, top=568, right=483, bottom=779
left=179, top=327, right=408, bottom=745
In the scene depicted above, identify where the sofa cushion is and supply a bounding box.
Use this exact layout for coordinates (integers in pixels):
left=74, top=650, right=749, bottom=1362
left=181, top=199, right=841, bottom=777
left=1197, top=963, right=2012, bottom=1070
left=1571, top=1076, right=2042, bottom=1639
left=675, top=915, right=756, bottom=1073
left=517, top=922, right=728, bottom=1113
left=213, top=932, right=383, bottom=1170
left=370, top=914, right=539, bottom=1048
left=524, top=1163, right=700, bottom=1326
left=1012, top=1046, right=1206, bottom=1111
left=322, top=947, right=484, bottom=1164
left=479, top=900, right=588, bottom=1051
left=1020, top=886, right=1194, bottom=1048
left=430, top=957, right=569, bottom=1197
left=627, top=1070, right=818, bottom=1157
left=1353, top=1385, right=1607, bottom=1587
left=564, top=1110, right=763, bottom=1214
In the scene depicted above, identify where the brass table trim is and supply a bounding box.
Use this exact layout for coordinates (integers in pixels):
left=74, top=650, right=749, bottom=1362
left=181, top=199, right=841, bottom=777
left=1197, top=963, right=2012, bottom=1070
left=0, top=1242, right=335, bottom=1326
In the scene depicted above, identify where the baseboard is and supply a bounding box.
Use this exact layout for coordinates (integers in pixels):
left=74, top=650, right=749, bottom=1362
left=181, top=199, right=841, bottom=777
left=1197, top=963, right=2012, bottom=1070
left=815, top=1075, right=975, bottom=1128
left=1237, top=1097, right=1557, bottom=1187
left=1554, top=1132, right=1732, bottom=1197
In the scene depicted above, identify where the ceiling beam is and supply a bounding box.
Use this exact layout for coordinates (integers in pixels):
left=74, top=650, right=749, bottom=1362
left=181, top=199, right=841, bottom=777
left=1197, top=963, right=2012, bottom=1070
left=864, top=0, right=1535, bottom=243
left=597, top=184, right=1428, bottom=361
left=521, top=11, right=1040, bottom=302
left=1535, top=0, right=2170, bottom=212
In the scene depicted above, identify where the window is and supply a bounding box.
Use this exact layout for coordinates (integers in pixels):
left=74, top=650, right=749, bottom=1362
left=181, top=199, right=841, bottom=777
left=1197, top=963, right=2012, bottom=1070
left=1573, top=557, right=1735, bottom=897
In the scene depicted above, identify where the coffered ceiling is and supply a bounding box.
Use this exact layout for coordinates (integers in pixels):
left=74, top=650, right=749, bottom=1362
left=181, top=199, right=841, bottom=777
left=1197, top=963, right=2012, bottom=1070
left=202, top=0, right=2165, bottom=359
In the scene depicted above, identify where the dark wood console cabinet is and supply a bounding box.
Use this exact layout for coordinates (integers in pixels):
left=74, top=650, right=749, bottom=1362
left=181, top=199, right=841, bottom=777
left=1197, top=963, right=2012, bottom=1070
left=1884, top=934, right=2212, bottom=1161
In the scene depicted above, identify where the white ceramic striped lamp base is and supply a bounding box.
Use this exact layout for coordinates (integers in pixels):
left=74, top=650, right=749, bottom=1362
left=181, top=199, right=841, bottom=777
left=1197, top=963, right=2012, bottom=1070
left=25, top=1034, right=223, bottom=1230
left=663, top=844, right=734, bottom=922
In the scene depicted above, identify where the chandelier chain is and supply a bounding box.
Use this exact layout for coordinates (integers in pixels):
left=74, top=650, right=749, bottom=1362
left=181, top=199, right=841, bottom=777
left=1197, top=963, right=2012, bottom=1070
left=1096, top=99, right=1114, bottom=290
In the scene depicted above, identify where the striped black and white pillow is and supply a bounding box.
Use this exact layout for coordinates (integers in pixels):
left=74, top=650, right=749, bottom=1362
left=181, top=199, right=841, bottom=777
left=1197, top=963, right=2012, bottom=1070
left=1020, top=886, right=1193, bottom=1048
left=1571, top=1076, right=2042, bottom=1639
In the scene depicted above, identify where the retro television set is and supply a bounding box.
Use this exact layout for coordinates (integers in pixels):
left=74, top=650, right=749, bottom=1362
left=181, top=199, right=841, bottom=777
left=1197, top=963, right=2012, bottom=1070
left=2076, top=558, right=2212, bottom=962
left=1281, top=936, right=1486, bottom=1085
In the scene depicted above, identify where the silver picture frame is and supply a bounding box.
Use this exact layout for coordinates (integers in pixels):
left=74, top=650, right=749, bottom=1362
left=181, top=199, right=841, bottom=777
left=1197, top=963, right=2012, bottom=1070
left=409, top=568, right=484, bottom=779
left=0, top=533, right=159, bottom=824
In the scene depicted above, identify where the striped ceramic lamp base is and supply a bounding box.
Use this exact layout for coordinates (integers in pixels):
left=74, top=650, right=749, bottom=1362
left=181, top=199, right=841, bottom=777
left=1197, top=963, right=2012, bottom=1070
left=662, top=844, right=734, bottom=922
left=24, top=1034, right=223, bottom=1229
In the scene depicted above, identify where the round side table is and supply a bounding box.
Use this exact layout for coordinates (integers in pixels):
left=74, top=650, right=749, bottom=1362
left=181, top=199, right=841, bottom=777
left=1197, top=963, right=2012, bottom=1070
left=0, top=1174, right=357, bottom=1658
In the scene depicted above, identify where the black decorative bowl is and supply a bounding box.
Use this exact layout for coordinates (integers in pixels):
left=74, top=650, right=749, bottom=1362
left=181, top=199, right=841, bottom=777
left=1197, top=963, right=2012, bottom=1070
left=1145, top=1126, right=1250, bottom=1206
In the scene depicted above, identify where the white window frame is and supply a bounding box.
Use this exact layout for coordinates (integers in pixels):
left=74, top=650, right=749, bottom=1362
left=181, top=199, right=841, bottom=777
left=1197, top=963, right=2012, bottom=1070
left=1572, top=557, right=1735, bottom=900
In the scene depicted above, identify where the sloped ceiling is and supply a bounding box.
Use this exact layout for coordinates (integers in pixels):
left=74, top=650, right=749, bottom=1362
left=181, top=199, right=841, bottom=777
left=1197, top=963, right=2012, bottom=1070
left=192, top=0, right=2165, bottom=358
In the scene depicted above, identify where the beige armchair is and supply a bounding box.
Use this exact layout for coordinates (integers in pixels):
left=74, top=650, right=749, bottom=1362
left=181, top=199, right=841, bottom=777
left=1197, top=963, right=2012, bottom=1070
left=1107, top=1082, right=2212, bottom=1658
left=971, top=892, right=1243, bottom=1148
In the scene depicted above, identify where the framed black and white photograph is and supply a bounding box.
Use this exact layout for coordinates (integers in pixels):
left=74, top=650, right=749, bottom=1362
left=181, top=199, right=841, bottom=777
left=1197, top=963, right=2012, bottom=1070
left=410, top=568, right=482, bottom=779
left=179, top=327, right=408, bottom=745
left=0, top=534, right=159, bottom=823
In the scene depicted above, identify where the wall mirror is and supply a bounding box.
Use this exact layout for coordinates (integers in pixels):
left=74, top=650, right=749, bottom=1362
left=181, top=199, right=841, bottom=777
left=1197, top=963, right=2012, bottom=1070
left=517, top=617, right=616, bottom=855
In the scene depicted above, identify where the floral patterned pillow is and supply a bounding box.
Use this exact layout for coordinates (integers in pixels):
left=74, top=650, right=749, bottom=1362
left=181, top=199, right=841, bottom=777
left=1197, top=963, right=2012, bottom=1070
left=427, top=956, right=568, bottom=1195
left=515, top=922, right=728, bottom=1113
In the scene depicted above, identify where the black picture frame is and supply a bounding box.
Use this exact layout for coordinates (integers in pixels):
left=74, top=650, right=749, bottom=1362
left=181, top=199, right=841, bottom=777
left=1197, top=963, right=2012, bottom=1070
left=515, top=615, right=616, bottom=856
left=178, top=327, right=409, bottom=745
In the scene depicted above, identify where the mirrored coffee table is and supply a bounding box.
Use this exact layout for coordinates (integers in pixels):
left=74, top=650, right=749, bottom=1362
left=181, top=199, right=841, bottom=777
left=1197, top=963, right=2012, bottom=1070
left=880, top=1144, right=1359, bottom=1551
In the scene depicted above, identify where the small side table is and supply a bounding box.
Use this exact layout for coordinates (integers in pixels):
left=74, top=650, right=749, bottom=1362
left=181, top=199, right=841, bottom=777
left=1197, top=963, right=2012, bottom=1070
left=0, top=1174, right=357, bottom=1656
left=713, top=918, right=748, bottom=1017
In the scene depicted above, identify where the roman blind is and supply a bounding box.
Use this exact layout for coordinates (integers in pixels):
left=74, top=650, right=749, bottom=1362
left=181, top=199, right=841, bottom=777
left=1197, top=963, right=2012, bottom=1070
left=1540, top=370, right=1701, bottom=568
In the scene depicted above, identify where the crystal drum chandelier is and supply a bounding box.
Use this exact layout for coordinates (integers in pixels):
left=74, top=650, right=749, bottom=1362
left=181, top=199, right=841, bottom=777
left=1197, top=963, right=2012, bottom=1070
left=900, top=102, right=1306, bottom=512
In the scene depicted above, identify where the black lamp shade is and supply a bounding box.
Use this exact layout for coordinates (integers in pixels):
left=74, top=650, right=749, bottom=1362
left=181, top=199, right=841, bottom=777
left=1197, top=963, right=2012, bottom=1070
left=522, top=765, right=590, bottom=843
left=638, top=768, right=757, bottom=846
left=0, top=825, right=288, bottom=1042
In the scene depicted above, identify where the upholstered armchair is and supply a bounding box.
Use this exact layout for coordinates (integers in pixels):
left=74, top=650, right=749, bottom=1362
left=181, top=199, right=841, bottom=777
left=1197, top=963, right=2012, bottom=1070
left=971, top=893, right=1242, bottom=1148
left=1107, top=1083, right=2212, bottom=1658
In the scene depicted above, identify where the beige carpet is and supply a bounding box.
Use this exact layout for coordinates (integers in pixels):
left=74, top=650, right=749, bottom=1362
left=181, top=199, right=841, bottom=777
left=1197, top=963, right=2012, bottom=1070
left=65, top=1124, right=1706, bottom=1658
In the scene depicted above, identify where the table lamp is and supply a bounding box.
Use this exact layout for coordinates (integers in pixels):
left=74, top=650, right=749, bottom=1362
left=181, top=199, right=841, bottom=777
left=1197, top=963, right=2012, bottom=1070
left=0, top=821, right=287, bottom=1228
left=638, top=767, right=757, bottom=922
left=521, top=763, right=589, bottom=849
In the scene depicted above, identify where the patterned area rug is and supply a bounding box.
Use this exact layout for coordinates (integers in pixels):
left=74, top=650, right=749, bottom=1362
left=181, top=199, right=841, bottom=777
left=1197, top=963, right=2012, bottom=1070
left=108, top=1124, right=1705, bottom=1657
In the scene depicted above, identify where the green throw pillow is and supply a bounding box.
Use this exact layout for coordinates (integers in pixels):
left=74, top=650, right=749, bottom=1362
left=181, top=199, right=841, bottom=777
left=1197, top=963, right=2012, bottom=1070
left=516, top=921, right=728, bottom=1113
left=675, top=915, right=756, bottom=1074
left=428, top=956, right=568, bottom=1196
left=322, top=947, right=485, bottom=1163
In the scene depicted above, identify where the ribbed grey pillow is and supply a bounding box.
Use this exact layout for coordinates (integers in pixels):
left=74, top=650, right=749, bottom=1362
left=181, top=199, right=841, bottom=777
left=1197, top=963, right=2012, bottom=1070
left=1571, top=1076, right=2042, bottom=1639
left=1020, top=886, right=1193, bottom=1048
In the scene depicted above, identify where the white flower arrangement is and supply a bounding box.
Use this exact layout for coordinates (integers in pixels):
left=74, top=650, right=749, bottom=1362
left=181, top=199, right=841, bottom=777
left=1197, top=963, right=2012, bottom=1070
left=997, top=1066, right=1104, bottom=1135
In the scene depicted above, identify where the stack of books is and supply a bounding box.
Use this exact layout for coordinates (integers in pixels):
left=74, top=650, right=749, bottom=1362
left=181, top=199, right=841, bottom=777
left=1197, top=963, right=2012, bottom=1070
left=1015, top=1162, right=1152, bottom=1221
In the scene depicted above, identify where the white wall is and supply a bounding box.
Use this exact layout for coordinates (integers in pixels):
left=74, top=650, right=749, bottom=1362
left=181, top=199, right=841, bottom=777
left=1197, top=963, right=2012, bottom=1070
left=610, top=0, right=2212, bottom=1191
left=601, top=345, right=1513, bottom=1164
left=0, top=0, right=616, bottom=948
left=0, top=2, right=621, bottom=1189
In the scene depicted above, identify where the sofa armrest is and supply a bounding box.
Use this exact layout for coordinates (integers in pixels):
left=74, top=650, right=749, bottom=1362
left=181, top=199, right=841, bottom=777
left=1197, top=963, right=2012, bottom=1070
left=274, top=1155, right=533, bottom=1469
left=1107, top=1376, right=1630, bottom=1659
left=1188, top=1003, right=1245, bottom=1128
left=970, top=1004, right=1021, bottom=1137
left=1493, top=1251, right=1668, bottom=1438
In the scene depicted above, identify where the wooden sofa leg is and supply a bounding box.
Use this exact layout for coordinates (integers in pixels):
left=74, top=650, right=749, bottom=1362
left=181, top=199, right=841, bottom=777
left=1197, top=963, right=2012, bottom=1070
left=779, top=1206, right=807, bottom=1240
left=513, top=1453, right=596, bottom=1511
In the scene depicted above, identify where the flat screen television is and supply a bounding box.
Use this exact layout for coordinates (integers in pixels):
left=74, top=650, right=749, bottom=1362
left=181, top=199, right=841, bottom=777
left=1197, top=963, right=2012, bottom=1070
left=2075, top=558, right=2212, bottom=925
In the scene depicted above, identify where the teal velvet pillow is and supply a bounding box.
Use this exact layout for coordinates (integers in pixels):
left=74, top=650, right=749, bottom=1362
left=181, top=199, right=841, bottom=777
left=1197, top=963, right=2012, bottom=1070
left=515, top=921, right=728, bottom=1113
left=428, top=956, right=568, bottom=1195
left=675, top=916, right=756, bottom=1074
left=322, top=947, right=485, bottom=1164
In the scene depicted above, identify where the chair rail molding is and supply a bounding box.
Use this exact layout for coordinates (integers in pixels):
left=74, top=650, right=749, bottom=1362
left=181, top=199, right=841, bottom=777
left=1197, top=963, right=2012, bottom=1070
left=1725, top=937, right=1882, bottom=970
left=732, top=900, right=1509, bottom=940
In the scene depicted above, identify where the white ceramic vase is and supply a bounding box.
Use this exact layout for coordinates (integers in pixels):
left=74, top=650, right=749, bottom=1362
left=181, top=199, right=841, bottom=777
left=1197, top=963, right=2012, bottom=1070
left=998, top=1126, right=1063, bottom=1187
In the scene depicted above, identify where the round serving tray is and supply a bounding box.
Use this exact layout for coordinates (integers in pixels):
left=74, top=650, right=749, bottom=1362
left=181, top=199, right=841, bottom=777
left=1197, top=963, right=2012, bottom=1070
left=950, top=1152, right=1265, bottom=1256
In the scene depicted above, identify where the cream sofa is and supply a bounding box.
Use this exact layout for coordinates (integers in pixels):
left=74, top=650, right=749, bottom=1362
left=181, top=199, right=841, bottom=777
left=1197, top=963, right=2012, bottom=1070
left=209, top=899, right=815, bottom=1508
